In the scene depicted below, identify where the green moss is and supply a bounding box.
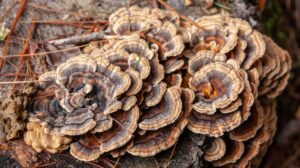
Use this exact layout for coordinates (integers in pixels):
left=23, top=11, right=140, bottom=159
left=261, top=0, right=286, bottom=46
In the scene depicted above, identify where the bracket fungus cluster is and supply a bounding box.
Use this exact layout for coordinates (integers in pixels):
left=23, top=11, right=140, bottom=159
left=24, top=6, right=291, bottom=167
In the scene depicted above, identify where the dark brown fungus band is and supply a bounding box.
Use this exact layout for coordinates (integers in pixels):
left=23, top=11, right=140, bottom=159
left=23, top=6, right=291, bottom=164
left=258, top=35, right=292, bottom=98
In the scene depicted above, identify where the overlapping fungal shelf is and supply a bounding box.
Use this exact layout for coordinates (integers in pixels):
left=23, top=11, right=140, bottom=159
left=23, top=6, right=291, bottom=167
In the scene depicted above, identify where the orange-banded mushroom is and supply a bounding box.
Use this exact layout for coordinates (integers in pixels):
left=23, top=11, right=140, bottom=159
left=189, top=60, right=244, bottom=115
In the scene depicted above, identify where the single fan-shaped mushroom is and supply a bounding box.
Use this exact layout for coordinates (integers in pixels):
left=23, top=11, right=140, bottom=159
left=70, top=105, right=139, bottom=161
left=204, top=137, right=226, bottom=161
left=139, top=86, right=182, bottom=130
left=127, top=88, right=194, bottom=156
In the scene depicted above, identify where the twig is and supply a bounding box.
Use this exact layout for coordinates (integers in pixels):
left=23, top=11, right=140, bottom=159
left=0, top=73, right=32, bottom=77
left=0, top=80, right=48, bottom=85
left=113, top=157, right=121, bottom=168
left=2, top=44, right=88, bottom=58
left=48, top=31, right=107, bottom=45
left=87, top=161, right=105, bottom=168
left=20, top=19, right=108, bottom=25
left=156, top=0, right=204, bottom=30
left=164, top=141, right=178, bottom=168
left=154, top=157, right=160, bottom=168
left=1, top=0, right=28, bottom=71
left=99, top=157, right=115, bottom=168
left=35, top=162, right=56, bottom=168
left=12, top=18, right=36, bottom=91
left=214, top=1, right=232, bottom=11
left=27, top=2, right=62, bottom=14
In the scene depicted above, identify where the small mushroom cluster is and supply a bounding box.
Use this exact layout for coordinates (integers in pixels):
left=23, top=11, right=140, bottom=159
left=26, top=6, right=291, bottom=167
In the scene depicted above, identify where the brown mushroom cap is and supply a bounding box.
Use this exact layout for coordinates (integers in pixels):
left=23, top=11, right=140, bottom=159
left=183, top=15, right=239, bottom=54
left=229, top=101, right=264, bottom=141
left=113, top=35, right=155, bottom=60
left=212, top=140, right=245, bottom=167
left=24, top=122, right=72, bottom=154
left=139, top=86, right=182, bottom=131
left=188, top=110, right=242, bottom=137
left=30, top=55, right=133, bottom=136
left=99, top=105, right=139, bottom=153
left=109, top=6, right=183, bottom=58
left=127, top=88, right=194, bottom=156
left=204, top=138, right=226, bottom=161
left=109, top=6, right=162, bottom=35
left=164, top=58, right=185, bottom=74
left=144, top=82, right=167, bottom=107
left=70, top=134, right=101, bottom=161
left=187, top=50, right=227, bottom=76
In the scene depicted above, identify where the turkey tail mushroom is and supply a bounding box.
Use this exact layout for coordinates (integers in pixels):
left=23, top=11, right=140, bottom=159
left=23, top=6, right=291, bottom=165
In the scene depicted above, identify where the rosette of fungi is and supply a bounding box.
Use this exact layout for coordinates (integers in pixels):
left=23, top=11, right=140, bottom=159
left=182, top=14, right=290, bottom=138
left=28, top=33, right=190, bottom=161
left=186, top=51, right=254, bottom=137
left=28, top=54, right=141, bottom=161
left=182, top=15, right=267, bottom=98
left=203, top=100, right=277, bottom=168
left=109, top=6, right=184, bottom=59
left=25, top=6, right=292, bottom=165
left=89, top=34, right=193, bottom=157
